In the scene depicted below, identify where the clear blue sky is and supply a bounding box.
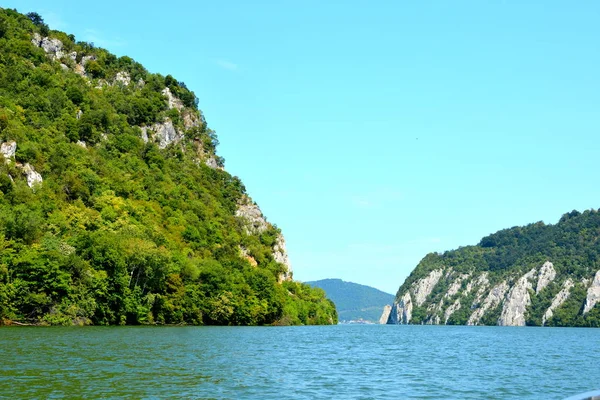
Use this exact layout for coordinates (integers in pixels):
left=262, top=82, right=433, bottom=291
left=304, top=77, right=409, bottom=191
left=6, top=1, right=600, bottom=294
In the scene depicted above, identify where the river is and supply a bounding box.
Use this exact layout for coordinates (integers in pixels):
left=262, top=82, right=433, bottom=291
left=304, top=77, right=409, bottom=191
left=1, top=324, right=599, bottom=399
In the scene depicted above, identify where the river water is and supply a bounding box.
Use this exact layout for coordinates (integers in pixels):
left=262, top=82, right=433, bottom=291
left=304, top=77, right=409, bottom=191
left=1, top=324, right=599, bottom=399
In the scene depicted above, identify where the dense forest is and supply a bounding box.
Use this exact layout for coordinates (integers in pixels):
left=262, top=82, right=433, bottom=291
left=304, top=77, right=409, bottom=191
left=0, top=8, right=337, bottom=326
left=394, top=209, right=600, bottom=327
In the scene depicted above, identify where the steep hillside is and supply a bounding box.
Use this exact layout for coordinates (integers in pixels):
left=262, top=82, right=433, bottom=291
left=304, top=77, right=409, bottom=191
left=0, top=9, right=336, bottom=326
left=386, top=209, right=600, bottom=327
left=307, top=279, right=394, bottom=322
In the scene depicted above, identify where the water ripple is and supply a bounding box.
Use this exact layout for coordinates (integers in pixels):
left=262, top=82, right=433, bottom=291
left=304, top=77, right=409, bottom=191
left=1, top=325, right=599, bottom=399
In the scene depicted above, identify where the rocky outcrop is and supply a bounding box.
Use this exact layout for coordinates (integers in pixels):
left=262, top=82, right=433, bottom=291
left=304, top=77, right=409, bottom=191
left=205, top=156, right=220, bottom=170
left=379, top=305, right=392, bottom=324
left=236, top=197, right=269, bottom=234
left=413, top=269, right=443, bottom=306
left=31, top=33, right=64, bottom=60
left=536, top=261, right=556, bottom=294
left=140, top=119, right=182, bottom=149
left=467, top=281, right=508, bottom=326
left=162, top=87, right=184, bottom=111
left=115, top=71, right=131, bottom=86
left=22, top=163, right=42, bottom=188
left=583, top=270, right=600, bottom=314
left=498, top=269, right=536, bottom=326
left=446, top=273, right=469, bottom=298
left=469, top=273, right=490, bottom=306
left=0, top=141, right=16, bottom=161
left=444, top=299, right=461, bottom=324
left=273, top=234, right=292, bottom=280
left=542, top=279, right=574, bottom=325
left=182, top=110, right=201, bottom=130
left=388, top=292, right=412, bottom=324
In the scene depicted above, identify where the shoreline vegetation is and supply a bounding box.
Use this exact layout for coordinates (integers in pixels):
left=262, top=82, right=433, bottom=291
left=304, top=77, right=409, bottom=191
left=0, top=8, right=337, bottom=326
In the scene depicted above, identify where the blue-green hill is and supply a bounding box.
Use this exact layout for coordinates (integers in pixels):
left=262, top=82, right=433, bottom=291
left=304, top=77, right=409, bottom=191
left=306, top=279, right=394, bottom=322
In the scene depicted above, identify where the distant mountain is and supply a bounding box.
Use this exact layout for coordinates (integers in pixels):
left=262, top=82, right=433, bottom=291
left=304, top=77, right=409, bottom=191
left=306, top=279, right=394, bottom=322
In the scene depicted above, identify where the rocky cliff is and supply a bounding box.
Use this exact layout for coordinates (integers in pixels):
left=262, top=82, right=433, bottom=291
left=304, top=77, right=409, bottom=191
left=385, top=209, right=600, bottom=327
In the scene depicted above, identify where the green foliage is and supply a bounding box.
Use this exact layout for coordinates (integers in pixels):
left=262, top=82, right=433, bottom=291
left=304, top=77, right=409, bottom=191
left=396, top=208, right=600, bottom=327
left=0, top=8, right=336, bottom=326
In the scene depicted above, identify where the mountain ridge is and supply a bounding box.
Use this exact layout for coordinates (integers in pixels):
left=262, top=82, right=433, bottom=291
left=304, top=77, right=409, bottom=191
left=386, top=209, right=600, bottom=327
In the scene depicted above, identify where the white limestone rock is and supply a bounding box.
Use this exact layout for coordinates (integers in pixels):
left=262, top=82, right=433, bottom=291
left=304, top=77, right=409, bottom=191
left=0, top=141, right=17, bottom=161
left=32, top=34, right=64, bottom=60
left=236, top=197, right=269, bottom=234
left=22, top=163, right=42, bottom=188
left=76, top=141, right=87, bottom=148
left=388, top=292, right=412, bottom=324
left=498, top=269, right=537, bottom=326
left=141, top=119, right=182, bottom=149
left=542, top=279, right=574, bottom=325
left=81, top=55, right=96, bottom=66
left=467, top=281, right=508, bottom=326
left=583, top=270, right=600, bottom=314
left=444, top=299, right=461, bottom=324
left=413, top=269, right=443, bottom=306
left=536, top=261, right=556, bottom=294
left=446, top=274, right=469, bottom=299
left=115, top=71, right=131, bottom=86
left=273, top=233, right=292, bottom=281
left=205, top=157, right=219, bottom=169
left=162, top=87, right=184, bottom=111
left=469, top=273, right=490, bottom=307
left=379, top=305, right=392, bottom=324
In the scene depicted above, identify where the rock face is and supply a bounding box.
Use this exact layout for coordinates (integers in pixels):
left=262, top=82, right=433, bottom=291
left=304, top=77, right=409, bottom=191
left=444, top=299, right=461, bottom=324
left=162, top=87, right=184, bottom=111
left=498, top=269, right=536, bottom=326
left=22, top=163, right=42, bottom=188
left=542, top=279, right=574, bottom=325
left=379, top=305, right=392, bottom=324
left=141, top=119, right=182, bottom=149
left=536, top=261, right=556, bottom=294
left=273, top=234, right=292, bottom=280
left=413, top=269, right=443, bottom=306
left=235, top=196, right=292, bottom=281
left=32, top=33, right=64, bottom=60
left=236, top=197, right=269, bottom=234
left=389, top=292, right=413, bottom=324
left=467, top=281, right=508, bottom=326
left=0, top=141, right=16, bottom=160
left=583, top=270, right=600, bottom=314
left=115, top=71, right=131, bottom=86
left=204, top=156, right=220, bottom=169
left=182, top=110, right=201, bottom=130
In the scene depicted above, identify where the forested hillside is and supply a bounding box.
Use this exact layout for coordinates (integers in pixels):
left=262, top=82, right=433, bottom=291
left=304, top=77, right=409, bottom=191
left=307, top=279, right=394, bottom=322
left=0, top=8, right=337, bottom=326
left=387, top=209, right=600, bottom=327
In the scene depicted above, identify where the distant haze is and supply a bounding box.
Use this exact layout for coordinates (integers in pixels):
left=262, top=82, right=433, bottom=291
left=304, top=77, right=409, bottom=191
left=307, top=279, right=394, bottom=322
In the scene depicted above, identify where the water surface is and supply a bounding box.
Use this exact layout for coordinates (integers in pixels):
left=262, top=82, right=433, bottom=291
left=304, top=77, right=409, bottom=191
left=1, top=325, right=599, bottom=399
